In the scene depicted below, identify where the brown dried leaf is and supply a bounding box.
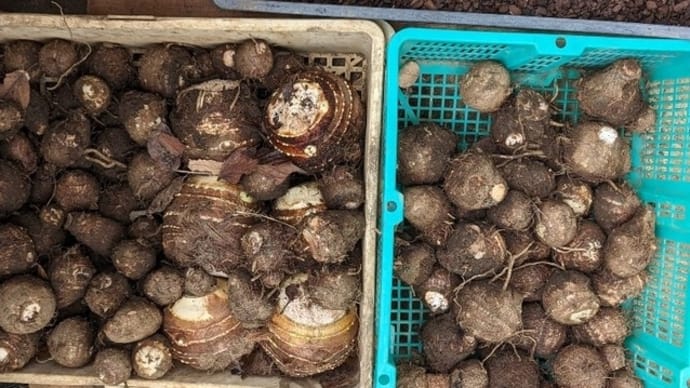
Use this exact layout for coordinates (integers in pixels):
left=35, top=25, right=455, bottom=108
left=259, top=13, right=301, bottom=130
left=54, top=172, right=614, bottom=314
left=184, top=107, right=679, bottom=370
left=148, top=176, right=185, bottom=214
left=219, top=147, right=259, bottom=184
left=0, top=70, right=30, bottom=110
left=253, top=162, right=305, bottom=186
left=147, top=125, right=185, bottom=171
left=187, top=159, right=223, bottom=174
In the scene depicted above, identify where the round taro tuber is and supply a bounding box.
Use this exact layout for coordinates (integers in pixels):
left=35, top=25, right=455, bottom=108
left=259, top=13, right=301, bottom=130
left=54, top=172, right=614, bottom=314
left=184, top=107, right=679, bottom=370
left=94, top=347, right=132, bottom=385
left=0, top=160, right=31, bottom=215
left=604, top=205, right=656, bottom=278
left=10, top=210, right=65, bottom=259
left=112, top=239, right=157, bottom=280
left=104, top=297, right=162, bottom=344
left=241, top=222, right=294, bottom=278
left=84, top=271, right=130, bottom=318
left=55, top=169, right=100, bottom=212
left=513, top=302, right=567, bottom=357
left=577, top=59, right=644, bottom=126
left=318, top=166, right=364, bottom=210
left=487, top=190, right=533, bottom=231
left=73, top=75, right=111, bottom=115
left=301, top=210, right=365, bottom=264
left=592, top=182, right=641, bottom=231
left=421, top=314, right=477, bottom=373
left=503, top=230, right=551, bottom=264
left=0, top=224, right=37, bottom=277
left=128, top=152, right=176, bottom=200
left=132, top=334, right=173, bottom=380
left=142, top=266, right=184, bottom=306
left=397, top=364, right=450, bottom=388
left=436, top=222, right=505, bottom=278
left=86, top=44, right=135, bottom=90
left=29, top=163, right=56, bottom=205
left=0, top=330, right=39, bottom=372
left=38, top=39, right=78, bottom=77
left=572, top=307, right=628, bottom=346
left=4, top=40, right=42, bottom=81
left=397, top=123, right=458, bottom=185
left=65, top=212, right=125, bottom=256
left=41, top=112, right=91, bottom=168
left=394, top=242, right=436, bottom=286
left=235, top=39, right=274, bottom=79
left=225, top=269, right=275, bottom=328
left=129, top=215, right=162, bottom=247
left=403, top=185, right=454, bottom=246
left=138, top=45, right=195, bottom=98
left=414, top=265, right=459, bottom=315
left=499, top=159, right=555, bottom=199
left=509, top=264, right=552, bottom=302
left=25, top=89, right=50, bottom=136
left=485, top=349, right=540, bottom=388
left=609, top=369, right=644, bottom=388
left=49, top=246, right=96, bottom=308
left=308, top=267, right=360, bottom=311
left=260, top=50, right=305, bottom=92
left=600, top=344, right=627, bottom=372
left=184, top=267, right=217, bottom=297
left=564, top=121, right=631, bottom=183
left=99, top=184, right=141, bottom=223
left=450, top=359, right=488, bottom=388
left=210, top=43, right=239, bottom=78
left=0, top=132, right=38, bottom=173
left=554, top=220, right=606, bottom=273
left=534, top=200, right=577, bottom=248
left=119, top=90, right=168, bottom=145
left=542, top=270, right=600, bottom=325
left=592, top=269, right=648, bottom=307
left=0, top=275, right=56, bottom=334
left=0, top=100, right=24, bottom=141
left=47, top=317, right=94, bottom=368
left=455, top=281, right=523, bottom=343
left=460, top=61, right=512, bottom=113
left=443, top=152, right=507, bottom=211
left=491, top=89, right=550, bottom=153
left=554, top=177, right=593, bottom=217
left=553, top=344, right=608, bottom=388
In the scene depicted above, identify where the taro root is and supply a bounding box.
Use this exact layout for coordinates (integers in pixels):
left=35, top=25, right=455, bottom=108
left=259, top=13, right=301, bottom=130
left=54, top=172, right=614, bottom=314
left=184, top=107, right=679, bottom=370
left=436, top=222, right=505, bottom=278
left=91, top=126, right=136, bottom=180
left=403, top=185, right=454, bottom=246
left=142, top=266, right=185, bottom=306
left=3, top=40, right=41, bottom=81
left=455, top=281, right=522, bottom=343
left=65, top=212, right=125, bottom=256
left=397, top=123, right=458, bottom=185
left=485, top=349, right=540, bottom=388
left=0, top=100, right=24, bottom=141
left=41, top=112, right=91, bottom=168
left=460, top=61, right=511, bottom=113
left=394, top=242, right=436, bottom=286
left=487, top=190, right=533, bottom=230
left=241, top=222, right=294, bottom=277
left=263, top=68, right=365, bottom=173
left=0, top=330, right=39, bottom=372
left=260, top=274, right=358, bottom=377
left=94, top=348, right=132, bottom=385
left=600, top=344, right=626, bottom=372
left=563, top=121, right=631, bottom=183
left=112, top=239, right=157, bottom=280
left=509, top=264, right=552, bottom=302
left=577, top=59, right=644, bottom=126
left=225, top=270, right=275, bottom=328
left=261, top=51, right=305, bottom=92
left=553, top=344, right=608, bottom=388
left=542, top=270, right=600, bottom=325
left=628, top=104, right=656, bottom=133
left=210, top=43, right=239, bottom=78
left=301, top=210, right=365, bottom=264
left=272, top=181, right=327, bottom=225
left=138, top=45, right=195, bottom=98
left=74, top=75, right=111, bottom=115
left=129, top=215, right=162, bottom=247
left=0, top=224, right=37, bottom=277
left=572, top=307, right=628, bottom=346
left=0, top=133, right=38, bottom=172
left=554, top=177, right=593, bottom=216
left=514, top=303, right=567, bottom=357
left=47, top=317, right=94, bottom=368
left=0, top=275, right=56, bottom=334
left=240, top=167, right=292, bottom=202
left=534, top=200, right=577, bottom=248
left=49, top=246, right=96, bottom=308
left=398, top=364, right=450, bottom=388
left=11, top=210, right=65, bottom=257
left=184, top=267, right=217, bottom=297
left=84, top=271, right=130, bottom=318
left=421, top=314, right=477, bottom=373
left=162, top=176, right=262, bottom=276
left=444, top=152, right=507, bottom=211
left=503, top=230, right=551, bottom=264
left=609, top=369, right=644, bottom=388
left=307, top=267, right=361, bottom=311
left=592, top=182, right=641, bottom=231
left=450, top=359, right=488, bottom=388
left=0, top=160, right=30, bottom=215
left=171, top=79, right=261, bottom=161
left=55, top=169, right=100, bottom=212
left=604, top=205, right=657, bottom=278
left=86, top=44, right=135, bottom=90
left=25, top=89, right=50, bottom=136
left=163, top=285, right=257, bottom=371
left=414, top=266, right=459, bottom=315
left=592, top=269, right=648, bottom=307
left=491, top=89, right=550, bottom=152
left=119, top=91, right=168, bottom=145
left=319, top=166, right=364, bottom=210
left=499, top=159, right=555, bottom=199
left=29, top=163, right=56, bottom=204
left=104, top=297, right=162, bottom=344
left=99, top=185, right=141, bottom=223
left=128, top=152, right=176, bottom=200
left=554, top=220, right=606, bottom=273
left=132, top=334, right=173, bottom=380
left=235, top=39, right=274, bottom=79
left=38, top=39, right=78, bottom=77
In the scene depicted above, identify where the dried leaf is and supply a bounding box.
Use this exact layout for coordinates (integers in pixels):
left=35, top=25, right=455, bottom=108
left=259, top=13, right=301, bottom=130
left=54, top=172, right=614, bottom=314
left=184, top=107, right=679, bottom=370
left=187, top=159, right=223, bottom=174
left=0, top=70, right=30, bottom=110
left=148, top=176, right=186, bottom=214
left=219, top=147, right=259, bottom=184
left=147, top=125, right=185, bottom=171
left=253, top=162, right=305, bottom=186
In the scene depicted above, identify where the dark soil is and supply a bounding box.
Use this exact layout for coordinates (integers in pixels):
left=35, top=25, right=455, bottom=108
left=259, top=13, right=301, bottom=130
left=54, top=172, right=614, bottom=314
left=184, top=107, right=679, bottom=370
left=287, top=0, right=690, bottom=26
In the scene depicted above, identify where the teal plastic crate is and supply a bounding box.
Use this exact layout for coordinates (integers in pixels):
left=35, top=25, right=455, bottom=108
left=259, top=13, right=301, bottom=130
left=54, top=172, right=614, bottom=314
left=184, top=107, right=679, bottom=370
left=375, top=28, right=690, bottom=388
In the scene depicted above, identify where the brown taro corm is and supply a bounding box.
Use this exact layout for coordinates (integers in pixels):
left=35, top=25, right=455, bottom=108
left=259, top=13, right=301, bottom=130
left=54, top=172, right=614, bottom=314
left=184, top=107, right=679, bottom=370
left=554, top=220, right=606, bottom=273
left=553, top=344, right=608, bottom=388
left=486, top=190, right=533, bottom=231
left=394, top=242, right=436, bottom=287
left=397, top=123, right=458, bottom=185
left=47, top=317, right=94, bottom=368
left=141, top=266, right=185, bottom=306
left=513, top=302, right=567, bottom=358
left=592, top=181, right=641, bottom=231
left=234, top=39, right=274, bottom=80
left=414, top=265, right=459, bottom=315
left=0, top=275, right=56, bottom=335
left=604, top=205, right=657, bottom=278
left=443, top=152, right=507, bottom=211
left=460, top=60, right=512, bottom=113
left=499, top=159, right=556, bottom=199
left=571, top=307, right=629, bottom=346
left=534, top=200, right=578, bottom=248
left=541, top=270, right=600, bottom=325
left=454, top=281, right=522, bottom=343
left=0, top=160, right=30, bottom=216
left=421, top=314, right=477, bottom=373
left=436, top=222, right=505, bottom=278
left=485, top=349, right=540, bottom=388
left=94, top=348, right=132, bottom=385
left=563, top=121, right=631, bottom=183
left=403, top=185, right=454, bottom=247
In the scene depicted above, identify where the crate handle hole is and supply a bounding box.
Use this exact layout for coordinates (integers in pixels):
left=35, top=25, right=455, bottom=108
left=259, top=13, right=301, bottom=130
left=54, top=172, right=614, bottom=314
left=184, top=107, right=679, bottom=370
left=387, top=201, right=398, bottom=212
left=379, top=374, right=391, bottom=385
left=555, top=37, right=567, bottom=48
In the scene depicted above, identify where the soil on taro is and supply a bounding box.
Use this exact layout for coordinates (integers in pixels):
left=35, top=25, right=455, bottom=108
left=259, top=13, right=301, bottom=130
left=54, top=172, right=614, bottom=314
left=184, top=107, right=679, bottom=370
left=286, top=0, right=690, bottom=26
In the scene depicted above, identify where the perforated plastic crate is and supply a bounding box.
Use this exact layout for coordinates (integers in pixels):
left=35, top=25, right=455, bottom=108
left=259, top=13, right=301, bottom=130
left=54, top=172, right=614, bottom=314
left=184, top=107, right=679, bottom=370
left=375, top=28, right=690, bottom=388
